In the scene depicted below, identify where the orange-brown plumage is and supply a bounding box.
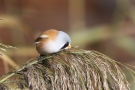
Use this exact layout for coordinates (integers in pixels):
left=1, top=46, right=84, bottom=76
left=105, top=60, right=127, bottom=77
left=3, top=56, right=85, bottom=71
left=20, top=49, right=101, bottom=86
left=41, top=29, right=59, bottom=41
left=34, top=29, right=71, bottom=54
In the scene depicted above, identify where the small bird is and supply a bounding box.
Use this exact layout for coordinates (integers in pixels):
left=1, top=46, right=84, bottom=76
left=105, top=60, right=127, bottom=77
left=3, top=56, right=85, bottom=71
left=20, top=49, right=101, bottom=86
left=34, top=29, right=71, bottom=55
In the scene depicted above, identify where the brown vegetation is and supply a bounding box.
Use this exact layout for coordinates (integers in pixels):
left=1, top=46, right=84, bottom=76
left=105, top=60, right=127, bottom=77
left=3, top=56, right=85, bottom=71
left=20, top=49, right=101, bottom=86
left=0, top=48, right=133, bottom=90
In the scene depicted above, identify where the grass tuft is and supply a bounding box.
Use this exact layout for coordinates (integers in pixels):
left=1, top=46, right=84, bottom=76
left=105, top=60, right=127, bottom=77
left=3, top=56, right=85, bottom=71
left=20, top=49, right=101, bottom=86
left=0, top=43, right=18, bottom=53
left=0, top=48, right=134, bottom=90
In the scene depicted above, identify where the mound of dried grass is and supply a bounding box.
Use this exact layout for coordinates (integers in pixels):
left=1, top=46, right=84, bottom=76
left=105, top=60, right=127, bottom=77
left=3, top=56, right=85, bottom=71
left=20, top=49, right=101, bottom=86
left=0, top=48, right=134, bottom=90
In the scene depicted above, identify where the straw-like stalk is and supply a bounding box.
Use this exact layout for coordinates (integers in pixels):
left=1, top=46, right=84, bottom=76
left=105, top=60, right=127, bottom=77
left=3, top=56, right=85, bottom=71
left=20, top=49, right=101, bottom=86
left=0, top=48, right=134, bottom=90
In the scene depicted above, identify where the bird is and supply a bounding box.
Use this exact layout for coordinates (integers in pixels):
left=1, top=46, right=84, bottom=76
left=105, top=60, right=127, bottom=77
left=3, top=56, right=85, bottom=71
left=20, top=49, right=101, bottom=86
left=34, top=29, right=71, bottom=55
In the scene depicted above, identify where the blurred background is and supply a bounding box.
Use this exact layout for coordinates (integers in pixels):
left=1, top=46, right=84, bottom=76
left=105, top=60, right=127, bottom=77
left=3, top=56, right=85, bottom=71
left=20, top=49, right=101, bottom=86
left=0, top=0, right=135, bottom=88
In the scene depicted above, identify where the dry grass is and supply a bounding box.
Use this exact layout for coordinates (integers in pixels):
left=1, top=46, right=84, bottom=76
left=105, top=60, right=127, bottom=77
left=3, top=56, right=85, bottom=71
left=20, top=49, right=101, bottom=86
left=0, top=43, right=18, bottom=52
left=0, top=43, right=18, bottom=68
left=0, top=48, right=134, bottom=90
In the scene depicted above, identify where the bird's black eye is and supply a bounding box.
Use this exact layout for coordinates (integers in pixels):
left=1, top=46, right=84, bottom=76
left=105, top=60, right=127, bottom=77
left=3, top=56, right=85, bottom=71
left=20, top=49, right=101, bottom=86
left=61, top=42, right=69, bottom=49
left=35, top=37, right=42, bottom=42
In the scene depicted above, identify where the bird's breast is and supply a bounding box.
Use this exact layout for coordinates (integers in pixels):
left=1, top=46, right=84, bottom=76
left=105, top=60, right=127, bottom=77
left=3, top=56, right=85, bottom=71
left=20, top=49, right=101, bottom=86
left=36, top=40, right=61, bottom=54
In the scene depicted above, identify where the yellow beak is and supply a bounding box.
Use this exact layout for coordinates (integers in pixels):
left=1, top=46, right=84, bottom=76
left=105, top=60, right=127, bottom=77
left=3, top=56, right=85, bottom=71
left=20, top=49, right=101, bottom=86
left=67, top=45, right=71, bottom=49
